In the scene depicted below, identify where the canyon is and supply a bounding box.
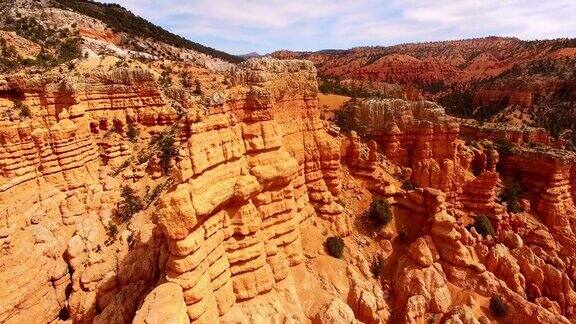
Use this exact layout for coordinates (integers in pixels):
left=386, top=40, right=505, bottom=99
left=274, top=37, right=576, bottom=136
left=3, top=54, right=576, bottom=322
left=1, top=1, right=576, bottom=324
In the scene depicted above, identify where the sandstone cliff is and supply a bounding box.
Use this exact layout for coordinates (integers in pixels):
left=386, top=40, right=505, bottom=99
left=0, top=57, right=390, bottom=323
left=3, top=48, right=576, bottom=323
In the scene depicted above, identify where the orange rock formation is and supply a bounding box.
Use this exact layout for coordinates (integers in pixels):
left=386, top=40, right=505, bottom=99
left=2, top=53, right=576, bottom=324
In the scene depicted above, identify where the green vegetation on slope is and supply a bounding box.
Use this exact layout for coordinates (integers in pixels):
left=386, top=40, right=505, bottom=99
left=51, top=0, right=243, bottom=63
left=319, top=79, right=370, bottom=97
left=1, top=15, right=82, bottom=71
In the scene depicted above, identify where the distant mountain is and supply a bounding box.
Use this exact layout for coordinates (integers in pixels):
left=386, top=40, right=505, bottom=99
left=0, top=0, right=243, bottom=73
left=241, top=52, right=263, bottom=59
left=272, top=36, right=576, bottom=134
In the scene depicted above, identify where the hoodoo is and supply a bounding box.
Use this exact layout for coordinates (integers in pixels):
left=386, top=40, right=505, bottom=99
left=1, top=0, right=576, bottom=323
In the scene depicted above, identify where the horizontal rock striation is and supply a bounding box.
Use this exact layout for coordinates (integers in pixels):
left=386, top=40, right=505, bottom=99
left=5, top=68, right=170, bottom=125
left=2, top=45, right=575, bottom=323
left=0, top=110, right=100, bottom=226
left=501, top=147, right=576, bottom=255
left=459, top=120, right=550, bottom=145
left=156, top=58, right=344, bottom=322
left=351, top=99, right=470, bottom=195
left=0, top=66, right=178, bottom=322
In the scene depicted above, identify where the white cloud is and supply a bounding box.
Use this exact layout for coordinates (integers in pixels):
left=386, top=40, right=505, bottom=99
left=103, top=0, right=576, bottom=53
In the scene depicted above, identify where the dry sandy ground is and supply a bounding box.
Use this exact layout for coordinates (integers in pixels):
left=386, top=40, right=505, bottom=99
left=318, top=93, right=351, bottom=120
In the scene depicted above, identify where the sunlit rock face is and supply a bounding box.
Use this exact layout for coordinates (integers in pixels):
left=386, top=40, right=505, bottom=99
left=2, top=34, right=576, bottom=324
left=350, top=99, right=469, bottom=195
left=0, top=56, right=351, bottom=323
left=155, top=58, right=348, bottom=322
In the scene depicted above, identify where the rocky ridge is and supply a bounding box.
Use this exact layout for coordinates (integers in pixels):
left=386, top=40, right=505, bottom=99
left=273, top=37, right=576, bottom=133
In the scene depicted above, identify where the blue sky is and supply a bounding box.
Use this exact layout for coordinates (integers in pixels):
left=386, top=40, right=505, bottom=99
left=102, top=0, right=576, bottom=55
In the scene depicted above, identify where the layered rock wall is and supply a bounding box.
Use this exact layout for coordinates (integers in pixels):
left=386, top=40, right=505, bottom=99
left=459, top=120, right=550, bottom=145
left=0, top=57, right=350, bottom=323
left=155, top=59, right=344, bottom=322
left=351, top=99, right=470, bottom=194
left=0, top=66, right=177, bottom=322
left=6, top=68, right=171, bottom=126
left=502, top=148, right=576, bottom=254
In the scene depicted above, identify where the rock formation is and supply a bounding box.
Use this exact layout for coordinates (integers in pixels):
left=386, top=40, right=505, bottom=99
left=1, top=3, right=576, bottom=321
left=0, top=57, right=386, bottom=323
left=348, top=99, right=471, bottom=196
left=155, top=59, right=349, bottom=322
left=336, top=95, right=576, bottom=323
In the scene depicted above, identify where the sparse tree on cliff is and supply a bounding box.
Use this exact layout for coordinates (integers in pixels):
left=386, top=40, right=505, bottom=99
left=12, top=99, right=31, bottom=119
left=192, top=79, right=202, bottom=95
left=490, top=295, right=507, bottom=318
left=160, top=134, right=177, bottom=174
left=331, top=102, right=368, bottom=138
left=472, top=214, right=495, bottom=238
left=500, top=180, right=523, bottom=214
left=117, top=186, right=143, bottom=220
left=366, top=196, right=393, bottom=228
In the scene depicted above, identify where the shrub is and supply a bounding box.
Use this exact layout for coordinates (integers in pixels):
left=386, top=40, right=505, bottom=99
left=331, top=102, right=369, bottom=138
left=500, top=181, right=523, bottom=214
left=473, top=214, right=495, bottom=238
left=366, top=196, right=393, bottom=228
left=421, top=80, right=446, bottom=95
left=500, top=182, right=520, bottom=201
left=159, top=71, right=172, bottom=87
left=105, top=221, right=118, bottom=246
left=181, top=74, right=193, bottom=88
left=160, top=134, right=177, bottom=174
left=14, top=99, right=31, bottom=118
left=401, top=181, right=416, bottom=190
left=106, top=221, right=118, bottom=237
left=192, top=79, right=202, bottom=95
left=127, top=124, right=138, bottom=143
left=111, top=159, right=131, bottom=177
left=438, top=90, right=474, bottom=118
left=507, top=199, right=523, bottom=214
left=370, top=254, right=385, bottom=279
left=319, top=79, right=369, bottom=97
left=494, top=139, right=515, bottom=159
left=326, top=236, right=345, bottom=259
left=489, top=295, right=507, bottom=318
left=143, top=180, right=170, bottom=207
left=398, top=228, right=409, bottom=242
left=117, top=186, right=143, bottom=220
left=57, top=37, right=82, bottom=62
